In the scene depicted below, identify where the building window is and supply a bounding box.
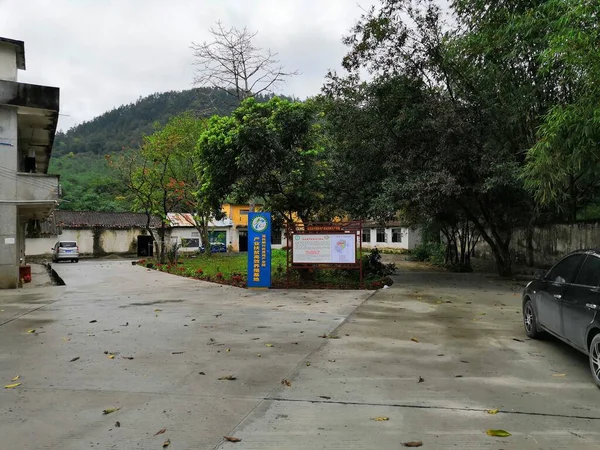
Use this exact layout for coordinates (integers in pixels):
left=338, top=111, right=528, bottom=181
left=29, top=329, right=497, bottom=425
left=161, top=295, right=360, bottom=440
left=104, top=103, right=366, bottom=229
left=362, top=229, right=371, bottom=243
left=392, top=229, right=403, bottom=243
left=376, top=229, right=386, bottom=243
left=181, top=238, right=200, bottom=248
left=271, top=230, right=282, bottom=245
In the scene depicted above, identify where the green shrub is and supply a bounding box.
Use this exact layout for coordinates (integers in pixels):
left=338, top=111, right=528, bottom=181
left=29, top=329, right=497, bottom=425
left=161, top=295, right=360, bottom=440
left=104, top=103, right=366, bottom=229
left=413, top=242, right=446, bottom=266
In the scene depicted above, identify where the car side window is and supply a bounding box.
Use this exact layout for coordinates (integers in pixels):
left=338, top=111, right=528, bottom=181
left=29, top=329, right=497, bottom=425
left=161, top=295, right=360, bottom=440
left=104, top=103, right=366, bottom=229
left=573, top=255, right=600, bottom=287
left=546, top=254, right=585, bottom=284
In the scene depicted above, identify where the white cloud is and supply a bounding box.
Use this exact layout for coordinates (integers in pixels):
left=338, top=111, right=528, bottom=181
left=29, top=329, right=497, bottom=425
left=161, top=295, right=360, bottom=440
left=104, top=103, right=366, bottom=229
left=0, top=0, right=375, bottom=130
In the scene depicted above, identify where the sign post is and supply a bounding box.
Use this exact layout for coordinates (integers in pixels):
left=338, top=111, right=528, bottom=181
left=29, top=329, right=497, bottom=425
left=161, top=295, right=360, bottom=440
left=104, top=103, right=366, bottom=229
left=286, top=221, right=363, bottom=288
left=247, top=212, right=271, bottom=289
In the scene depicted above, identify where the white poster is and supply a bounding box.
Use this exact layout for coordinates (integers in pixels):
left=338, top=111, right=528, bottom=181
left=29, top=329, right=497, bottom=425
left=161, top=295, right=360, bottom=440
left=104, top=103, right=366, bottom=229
left=292, top=234, right=356, bottom=264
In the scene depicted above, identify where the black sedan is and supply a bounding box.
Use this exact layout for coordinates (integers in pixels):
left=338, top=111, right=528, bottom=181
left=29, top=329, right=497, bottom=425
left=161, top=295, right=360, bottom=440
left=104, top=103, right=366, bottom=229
left=522, top=249, right=600, bottom=387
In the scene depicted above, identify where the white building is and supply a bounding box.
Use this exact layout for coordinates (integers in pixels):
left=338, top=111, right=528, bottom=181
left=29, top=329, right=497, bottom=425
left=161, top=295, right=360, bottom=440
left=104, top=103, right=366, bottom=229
left=360, top=222, right=422, bottom=251
left=0, top=37, right=60, bottom=288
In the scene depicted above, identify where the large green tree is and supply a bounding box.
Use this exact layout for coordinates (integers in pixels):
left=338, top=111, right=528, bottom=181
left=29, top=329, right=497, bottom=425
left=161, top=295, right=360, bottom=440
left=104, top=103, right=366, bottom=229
left=198, top=97, right=334, bottom=225
left=522, top=0, right=600, bottom=218
left=326, top=0, right=582, bottom=275
left=110, top=114, right=212, bottom=262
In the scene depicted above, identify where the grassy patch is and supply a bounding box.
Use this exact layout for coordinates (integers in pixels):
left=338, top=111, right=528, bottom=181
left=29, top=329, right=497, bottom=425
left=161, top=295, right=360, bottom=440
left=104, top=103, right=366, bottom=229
left=138, top=249, right=391, bottom=289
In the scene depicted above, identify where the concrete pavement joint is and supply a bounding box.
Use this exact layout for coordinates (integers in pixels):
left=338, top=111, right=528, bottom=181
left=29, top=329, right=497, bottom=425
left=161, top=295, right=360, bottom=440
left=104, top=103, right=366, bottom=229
left=267, top=397, right=600, bottom=421
left=0, top=299, right=60, bottom=327
left=213, top=289, right=378, bottom=450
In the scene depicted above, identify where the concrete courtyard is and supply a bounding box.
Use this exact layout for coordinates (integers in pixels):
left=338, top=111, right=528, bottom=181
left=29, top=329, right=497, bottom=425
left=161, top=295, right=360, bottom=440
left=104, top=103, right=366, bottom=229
left=1, top=260, right=599, bottom=449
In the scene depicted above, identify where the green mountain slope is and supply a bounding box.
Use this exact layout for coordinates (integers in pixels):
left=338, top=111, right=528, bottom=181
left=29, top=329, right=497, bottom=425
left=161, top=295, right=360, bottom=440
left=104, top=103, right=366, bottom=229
left=49, top=88, right=292, bottom=211
left=53, top=88, right=240, bottom=157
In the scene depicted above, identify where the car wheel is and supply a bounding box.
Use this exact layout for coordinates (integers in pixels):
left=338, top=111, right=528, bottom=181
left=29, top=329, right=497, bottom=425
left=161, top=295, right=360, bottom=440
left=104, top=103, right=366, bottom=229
left=75, top=259, right=79, bottom=263
left=589, top=334, right=600, bottom=388
left=523, top=299, right=543, bottom=339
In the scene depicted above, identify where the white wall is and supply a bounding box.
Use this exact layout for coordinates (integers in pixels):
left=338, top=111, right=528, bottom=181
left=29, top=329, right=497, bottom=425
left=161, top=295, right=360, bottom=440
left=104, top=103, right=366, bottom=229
left=26, top=228, right=146, bottom=256
left=169, top=227, right=232, bottom=252
left=0, top=44, right=17, bottom=81
left=361, top=227, right=421, bottom=250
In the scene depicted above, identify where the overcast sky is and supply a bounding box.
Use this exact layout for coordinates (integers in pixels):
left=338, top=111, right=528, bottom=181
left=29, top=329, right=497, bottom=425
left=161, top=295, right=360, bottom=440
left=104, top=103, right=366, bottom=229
left=0, top=0, right=377, bottom=131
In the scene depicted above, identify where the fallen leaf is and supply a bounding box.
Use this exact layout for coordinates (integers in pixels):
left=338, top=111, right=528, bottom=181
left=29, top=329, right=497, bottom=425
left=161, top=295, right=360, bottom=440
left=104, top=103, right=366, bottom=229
left=411, top=337, right=419, bottom=343
left=487, top=409, right=499, bottom=415
left=512, top=338, right=525, bottom=342
left=306, top=362, right=311, bottom=366
left=436, top=300, right=443, bottom=304
left=4, top=383, right=21, bottom=389
left=552, top=373, right=566, bottom=377
left=102, top=407, right=120, bottom=415
left=27, top=329, right=36, bottom=333
left=372, top=417, right=389, bottom=421
left=162, top=439, right=171, bottom=448
left=226, top=348, right=230, bottom=352
left=281, top=379, right=292, bottom=387
left=69, top=357, right=80, bottom=362
left=319, top=396, right=331, bottom=400
left=218, top=375, right=237, bottom=381
left=115, top=421, right=121, bottom=427
left=154, top=428, right=166, bottom=436
left=251, top=338, right=260, bottom=340
left=328, top=359, right=336, bottom=362
left=486, top=429, right=511, bottom=437
left=107, top=354, right=115, bottom=359
left=265, top=344, right=274, bottom=347
left=455, top=375, right=463, bottom=378
left=418, top=376, right=424, bottom=383
left=172, top=351, right=185, bottom=355
left=327, top=335, right=340, bottom=339
left=403, top=442, right=423, bottom=448
left=257, top=354, right=261, bottom=357
left=154, top=309, right=162, bottom=312
left=122, top=356, right=134, bottom=360
left=11, top=375, right=20, bottom=381
left=460, top=360, right=469, bottom=364
left=62, top=337, right=71, bottom=342
left=223, top=436, right=241, bottom=443
left=198, top=372, right=206, bottom=375
left=89, top=320, right=97, bottom=323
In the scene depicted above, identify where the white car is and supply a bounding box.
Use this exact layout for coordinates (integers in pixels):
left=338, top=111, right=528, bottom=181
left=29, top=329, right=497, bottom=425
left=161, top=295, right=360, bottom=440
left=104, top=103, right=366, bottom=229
left=52, top=241, right=79, bottom=263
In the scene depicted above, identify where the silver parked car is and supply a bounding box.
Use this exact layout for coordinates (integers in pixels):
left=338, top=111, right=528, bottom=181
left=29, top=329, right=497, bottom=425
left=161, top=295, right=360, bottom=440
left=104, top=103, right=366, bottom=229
left=52, top=241, right=79, bottom=263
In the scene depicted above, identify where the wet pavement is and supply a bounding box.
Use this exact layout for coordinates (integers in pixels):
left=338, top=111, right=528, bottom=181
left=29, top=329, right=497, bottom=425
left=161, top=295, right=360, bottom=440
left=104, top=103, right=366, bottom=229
left=0, top=260, right=369, bottom=449
left=216, top=271, right=600, bottom=450
left=2, top=261, right=600, bottom=449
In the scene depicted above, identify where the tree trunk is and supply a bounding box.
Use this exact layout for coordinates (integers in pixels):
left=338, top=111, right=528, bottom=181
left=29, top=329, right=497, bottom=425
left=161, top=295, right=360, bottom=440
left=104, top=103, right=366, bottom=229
left=525, top=226, right=535, bottom=267
left=158, top=227, right=167, bottom=264
left=201, top=224, right=211, bottom=257
left=489, top=240, right=512, bottom=277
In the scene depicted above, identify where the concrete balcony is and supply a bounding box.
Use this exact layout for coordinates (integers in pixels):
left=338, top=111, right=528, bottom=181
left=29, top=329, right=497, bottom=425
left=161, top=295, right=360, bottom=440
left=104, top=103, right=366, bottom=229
left=15, top=172, right=59, bottom=219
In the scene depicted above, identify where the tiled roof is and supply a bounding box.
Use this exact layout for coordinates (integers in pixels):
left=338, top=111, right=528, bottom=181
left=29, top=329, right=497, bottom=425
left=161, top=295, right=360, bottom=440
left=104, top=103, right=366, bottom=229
left=40, top=211, right=162, bottom=235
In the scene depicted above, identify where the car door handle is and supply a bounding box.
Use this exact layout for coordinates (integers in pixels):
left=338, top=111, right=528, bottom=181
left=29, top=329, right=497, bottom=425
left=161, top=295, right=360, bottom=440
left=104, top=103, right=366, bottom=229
left=586, top=303, right=598, bottom=310
left=554, top=294, right=562, bottom=299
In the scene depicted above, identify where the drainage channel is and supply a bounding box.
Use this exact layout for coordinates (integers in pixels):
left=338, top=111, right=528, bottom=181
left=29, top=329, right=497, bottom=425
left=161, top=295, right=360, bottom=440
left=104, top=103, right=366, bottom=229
left=45, top=263, right=66, bottom=286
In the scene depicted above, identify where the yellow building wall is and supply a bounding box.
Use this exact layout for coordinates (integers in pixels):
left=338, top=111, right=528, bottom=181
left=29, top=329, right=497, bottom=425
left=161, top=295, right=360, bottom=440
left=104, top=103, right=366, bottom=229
left=222, top=204, right=259, bottom=228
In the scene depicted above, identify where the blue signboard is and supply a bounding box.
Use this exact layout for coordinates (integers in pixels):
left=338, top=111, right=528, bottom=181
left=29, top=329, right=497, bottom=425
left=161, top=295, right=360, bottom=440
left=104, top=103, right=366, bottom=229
left=247, top=212, right=271, bottom=288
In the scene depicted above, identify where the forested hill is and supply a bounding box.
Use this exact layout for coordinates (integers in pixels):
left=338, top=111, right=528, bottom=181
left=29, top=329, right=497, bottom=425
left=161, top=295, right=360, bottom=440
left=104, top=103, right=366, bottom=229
left=49, top=88, right=296, bottom=212
left=53, top=88, right=242, bottom=157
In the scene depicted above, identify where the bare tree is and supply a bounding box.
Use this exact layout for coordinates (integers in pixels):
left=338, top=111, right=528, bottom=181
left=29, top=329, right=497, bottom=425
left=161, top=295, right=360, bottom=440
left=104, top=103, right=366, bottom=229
left=191, top=21, right=297, bottom=101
